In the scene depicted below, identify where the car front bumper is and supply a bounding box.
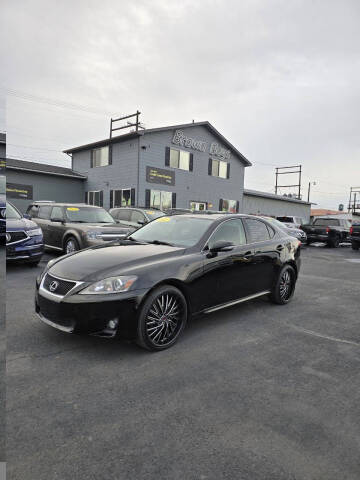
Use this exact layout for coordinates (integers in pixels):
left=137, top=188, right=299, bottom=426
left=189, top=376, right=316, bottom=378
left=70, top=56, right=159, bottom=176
left=35, top=286, right=149, bottom=338
left=7, top=236, right=44, bottom=262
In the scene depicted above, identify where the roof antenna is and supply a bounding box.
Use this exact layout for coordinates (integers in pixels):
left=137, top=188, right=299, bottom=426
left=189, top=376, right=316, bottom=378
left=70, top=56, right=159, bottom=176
left=192, top=119, right=195, bottom=123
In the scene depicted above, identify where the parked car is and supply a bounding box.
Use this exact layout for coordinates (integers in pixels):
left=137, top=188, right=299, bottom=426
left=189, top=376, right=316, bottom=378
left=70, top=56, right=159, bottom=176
left=349, top=223, right=360, bottom=250
left=26, top=202, right=131, bottom=254
left=109, top=207, right=165, bottom=232
left=165, top=208, right=192, bottom=215
left=0, top=175, right=5, bottom=245
left=263, top=216, right=307, bottom=243
left=301, top=217, right=350, bottom=247
left=6, top=201, right=44, bottom=265
left=276, top=216, right=305, bottom=229
left=35, top=214, right=301, bottom=351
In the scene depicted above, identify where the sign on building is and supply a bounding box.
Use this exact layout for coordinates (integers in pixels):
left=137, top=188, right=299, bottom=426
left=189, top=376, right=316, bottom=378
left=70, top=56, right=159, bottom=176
left=6, top=182, right=33, bottom=200
left=146, top=166, right=175, bottom=186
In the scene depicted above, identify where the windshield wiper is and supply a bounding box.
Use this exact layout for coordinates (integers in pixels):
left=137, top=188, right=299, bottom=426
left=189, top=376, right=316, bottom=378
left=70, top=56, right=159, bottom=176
left=146, top=240, right=175, bottom=246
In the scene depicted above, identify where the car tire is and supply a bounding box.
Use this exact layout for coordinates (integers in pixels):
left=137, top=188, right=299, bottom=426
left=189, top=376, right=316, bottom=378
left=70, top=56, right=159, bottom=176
left=136, top=285, right=188, bottom=351
left=352, top=242, right=360, bottom=251
left=64, top=236, right=80, bottom=254
left=269, top=265, right=296, bottom=305
left=328, top=236, right=340, bottom=248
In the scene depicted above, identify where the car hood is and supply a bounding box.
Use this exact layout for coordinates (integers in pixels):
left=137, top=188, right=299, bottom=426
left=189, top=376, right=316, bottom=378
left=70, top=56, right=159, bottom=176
left=7, top=217, right=39, bottom=231
left=49, top=243, right=185, bottom=281
left=67, top=222, right=130, bottom=233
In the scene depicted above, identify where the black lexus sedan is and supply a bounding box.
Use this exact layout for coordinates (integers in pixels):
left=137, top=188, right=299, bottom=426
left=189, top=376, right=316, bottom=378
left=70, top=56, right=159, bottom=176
left=35, top=214, right=301, bottom=351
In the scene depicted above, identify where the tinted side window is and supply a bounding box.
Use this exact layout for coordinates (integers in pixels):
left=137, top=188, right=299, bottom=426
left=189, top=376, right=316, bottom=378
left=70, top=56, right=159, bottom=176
left=208, top=219, right=247, bottom=248
left=38, top=205, right=52, bottom=219
left=130, top=211, right=145, bottom=224
left=50, top=206, right=64, bottom=220
left=266, top=224, right=276, bottom=238
left=244, top=219, right=271, bottom=242
left=113, top=209, right=131, bottom=221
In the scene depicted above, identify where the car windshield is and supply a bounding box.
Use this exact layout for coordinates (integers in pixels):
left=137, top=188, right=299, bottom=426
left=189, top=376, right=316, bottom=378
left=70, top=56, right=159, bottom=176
left=143, top=210, right=165, bottom=220
left=265, top=217, right=288, bottom=230
left=65, top=207, right=115, bottom=223
left=129, top=215, right=213, bottom=247
left=6, top=202, right=22, bottom=219
left=313, top=218, right=340, bottom=226
left=0, top=175, right=5, bottom=195
left=277, top=216, right=294, bottom=223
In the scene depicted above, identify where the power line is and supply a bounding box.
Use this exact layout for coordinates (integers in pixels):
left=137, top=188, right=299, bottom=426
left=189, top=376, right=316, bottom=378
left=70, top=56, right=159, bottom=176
left=1, top=86, right=116, bottom=117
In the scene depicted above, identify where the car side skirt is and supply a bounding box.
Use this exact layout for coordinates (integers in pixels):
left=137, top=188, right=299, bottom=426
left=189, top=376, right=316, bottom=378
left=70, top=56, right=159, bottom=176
left=203, top=290, right=271, bottom=314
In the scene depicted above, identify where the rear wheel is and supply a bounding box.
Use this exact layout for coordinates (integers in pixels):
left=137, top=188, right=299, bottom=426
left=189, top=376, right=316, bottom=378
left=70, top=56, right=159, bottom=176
left=136, top=285, right=187, bottom=351
left=64, top=236, right=79, bottom=254
left=270, top=265, right=296, bottom=305
left=352, top=242, right=360, bottom=251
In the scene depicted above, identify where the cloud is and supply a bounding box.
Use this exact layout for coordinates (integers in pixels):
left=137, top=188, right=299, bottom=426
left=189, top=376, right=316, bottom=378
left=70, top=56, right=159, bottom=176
left=1, top=0, right=359, bottom=208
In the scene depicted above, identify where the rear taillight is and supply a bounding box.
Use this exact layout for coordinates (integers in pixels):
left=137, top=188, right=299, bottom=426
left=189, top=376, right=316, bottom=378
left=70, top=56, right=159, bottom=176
left=326, top=227, right=330, bottom=233
left=350, top=226, right=353, bottom=234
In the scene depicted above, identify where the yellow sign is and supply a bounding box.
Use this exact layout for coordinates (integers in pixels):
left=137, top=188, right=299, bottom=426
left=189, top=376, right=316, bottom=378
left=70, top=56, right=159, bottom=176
left=146, top=211, right=155, bottom=215
left=156, top=217, right=171, bottom=222
left=67, top=207, right=79, bottom=211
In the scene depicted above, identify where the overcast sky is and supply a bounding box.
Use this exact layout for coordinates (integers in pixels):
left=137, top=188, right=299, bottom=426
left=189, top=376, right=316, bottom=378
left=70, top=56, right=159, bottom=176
left=1, top=0, right=359, bottom=209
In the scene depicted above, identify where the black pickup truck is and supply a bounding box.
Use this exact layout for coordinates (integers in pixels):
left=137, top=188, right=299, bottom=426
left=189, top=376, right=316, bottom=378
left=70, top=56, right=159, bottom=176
left=301, top=217, right=350, bottom=247
left=349, top=223, right=360, bottom=250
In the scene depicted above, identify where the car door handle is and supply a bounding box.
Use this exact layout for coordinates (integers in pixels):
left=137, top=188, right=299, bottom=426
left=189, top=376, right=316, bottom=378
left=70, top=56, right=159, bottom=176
left=276, top=245, right=284, bottom=252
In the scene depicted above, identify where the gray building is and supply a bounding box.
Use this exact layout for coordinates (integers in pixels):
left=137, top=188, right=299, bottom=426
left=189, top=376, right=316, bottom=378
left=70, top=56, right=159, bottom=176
left=64, top=121, right=251, bottom=212
left=6, top=158, right=85, bottom=212
left=243, top=189, right=311, bottom=222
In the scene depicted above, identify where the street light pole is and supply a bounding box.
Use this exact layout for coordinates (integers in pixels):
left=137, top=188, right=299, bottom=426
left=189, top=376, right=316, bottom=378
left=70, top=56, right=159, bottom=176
left=307, top=181, right=316, bottom=202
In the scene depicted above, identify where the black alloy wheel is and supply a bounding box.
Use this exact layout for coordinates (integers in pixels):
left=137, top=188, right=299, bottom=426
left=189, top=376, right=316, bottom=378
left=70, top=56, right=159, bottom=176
left=64, top=236, right=79, bottom=254
left=351, top=242, right=359, bottom=251
left=137, top=285, right=187, bottom=351
left=270, top=265, right=296, bottom=305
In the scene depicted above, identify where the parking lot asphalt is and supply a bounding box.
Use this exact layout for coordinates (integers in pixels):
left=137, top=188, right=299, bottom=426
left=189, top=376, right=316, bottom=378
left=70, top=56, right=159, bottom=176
left=6, top=245, right=360, bottom=480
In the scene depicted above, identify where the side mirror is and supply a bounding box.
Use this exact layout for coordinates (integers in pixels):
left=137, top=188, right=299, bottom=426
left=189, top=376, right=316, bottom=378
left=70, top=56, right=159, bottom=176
left=51, top=218, right=64, bottom=223
left=23, top=214, right=31, bottom=219
left=209, top=240, right=235, bottom=253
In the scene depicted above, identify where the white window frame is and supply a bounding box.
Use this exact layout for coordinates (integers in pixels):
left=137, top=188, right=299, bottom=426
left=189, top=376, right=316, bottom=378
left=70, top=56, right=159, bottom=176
left=92, top=146, right=109, bottom=168
left=111, top=188, right=132, bottom=208
left=211, top=158, right=228, bottom=179
left=169, top=148, right=190, bottom=171
left=88, top=190, right=102, bottom=206
left=150, top=189, right=172, bottom=210
left=221, top=199, right=237, bottom=213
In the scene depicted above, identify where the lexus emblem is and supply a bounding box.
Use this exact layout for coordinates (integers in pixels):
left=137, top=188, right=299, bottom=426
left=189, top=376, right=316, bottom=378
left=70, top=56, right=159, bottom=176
left=6, top=233, right=11, bottom=243
left=49, top=281, right=59, bottom=292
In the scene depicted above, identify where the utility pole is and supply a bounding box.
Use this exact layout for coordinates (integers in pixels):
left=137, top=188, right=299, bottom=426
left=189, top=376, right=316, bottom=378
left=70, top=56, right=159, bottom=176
left=307, top=181, right=316, bottom=202
left=275, top=165, right=302, bottom=199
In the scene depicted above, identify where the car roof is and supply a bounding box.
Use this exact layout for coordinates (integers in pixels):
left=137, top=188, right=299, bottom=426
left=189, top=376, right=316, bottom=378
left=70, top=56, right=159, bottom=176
left=31, top=202, right=102, bottom=208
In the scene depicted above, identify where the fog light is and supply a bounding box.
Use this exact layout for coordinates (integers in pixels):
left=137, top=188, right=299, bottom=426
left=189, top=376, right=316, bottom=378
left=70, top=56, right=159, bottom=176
left=107, top=319, right=118, bottom=330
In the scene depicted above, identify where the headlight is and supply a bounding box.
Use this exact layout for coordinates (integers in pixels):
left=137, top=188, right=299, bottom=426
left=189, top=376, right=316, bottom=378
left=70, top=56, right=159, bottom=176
left=86, top=231, right=100, bottom=240
left=27, top=228, right=42, bottom=237
left=79, top=276, right=137, bottom=295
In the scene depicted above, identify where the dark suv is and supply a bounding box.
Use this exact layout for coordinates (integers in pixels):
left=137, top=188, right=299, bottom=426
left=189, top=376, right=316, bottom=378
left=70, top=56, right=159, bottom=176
left=26, top=202, right=131, bottom=254
left=109, top=207, right=165, bottom=232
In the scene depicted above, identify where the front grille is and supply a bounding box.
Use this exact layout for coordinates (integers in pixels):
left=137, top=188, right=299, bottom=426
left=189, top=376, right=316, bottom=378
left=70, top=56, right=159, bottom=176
left=43, top=273, right=77, bottom=296
left=7, top=231, right=27, bottom=244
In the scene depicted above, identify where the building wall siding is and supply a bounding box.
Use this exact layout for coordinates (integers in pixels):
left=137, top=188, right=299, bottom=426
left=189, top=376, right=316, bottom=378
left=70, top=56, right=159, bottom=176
left=6, top=170, right=84, bottom=213
left=138, top=126, right=245, bottom=210
left=72, top=140, right=139, bottom=209
left=243, top=194, right=311, bottom=221
left=72, top=125, right=247, bottom=211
